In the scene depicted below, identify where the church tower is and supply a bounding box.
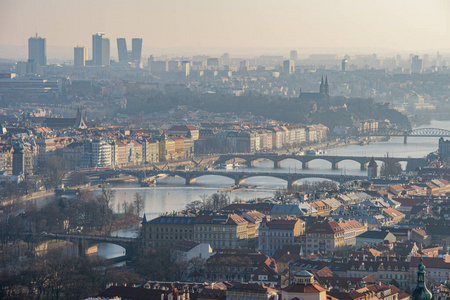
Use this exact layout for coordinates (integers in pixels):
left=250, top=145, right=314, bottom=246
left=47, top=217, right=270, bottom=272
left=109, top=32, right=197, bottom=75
left=319, top=76, right=324, bottom=94
left=411, top=255, right=432, bottom=300
left=367, top=157, right=378, bottom=180
left=324, top=76, right=329, bottom=96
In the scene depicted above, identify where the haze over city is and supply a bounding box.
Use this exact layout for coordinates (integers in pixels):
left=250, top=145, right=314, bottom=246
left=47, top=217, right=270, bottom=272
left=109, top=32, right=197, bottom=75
left=2, top=0, right=450, bottom=59
left=1, top=1, right=450, bottom=300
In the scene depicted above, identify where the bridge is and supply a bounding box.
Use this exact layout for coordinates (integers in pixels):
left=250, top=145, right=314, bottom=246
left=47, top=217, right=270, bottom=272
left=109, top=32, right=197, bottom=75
left=215, top=154, right=427, bottom=171
left=40, top=233, right=139, bottom=259
left=141, top=170, right=364, bottom=190
left=361, top=128, right=450, bottom=144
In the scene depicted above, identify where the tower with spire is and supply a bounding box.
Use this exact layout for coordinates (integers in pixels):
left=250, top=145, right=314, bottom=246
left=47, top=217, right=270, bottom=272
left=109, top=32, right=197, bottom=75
left=367, top=157, right=378, bottom=180
left=411, top=246, right=433, bottom=300
left=319, top=76, right=325, bottom=94
left=299, top=75, right=330, bottom=102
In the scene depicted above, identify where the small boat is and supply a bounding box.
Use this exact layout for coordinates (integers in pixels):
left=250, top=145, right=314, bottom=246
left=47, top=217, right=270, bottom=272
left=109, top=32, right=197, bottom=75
left=233, top=163, right=244, bottom=169
left=141, top=180, right=156, bottom=187
left=218, top=163, right=234, bottom=170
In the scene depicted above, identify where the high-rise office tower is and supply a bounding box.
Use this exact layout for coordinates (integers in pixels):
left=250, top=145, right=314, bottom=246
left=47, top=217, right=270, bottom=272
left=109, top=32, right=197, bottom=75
left=181, top=61, right=190, bottom=77
left=341, top=59, right=348, bottom=72
left=131, top=38, right=143, bottom=64
left=92, top=33, right=110, bottom=66
left=283, top=59, right=295, bottom=74
left=411, top=55, right=422, bottom=74
left=74, top=46, right=88, bottom=66
left=28, top=34, right=47, bottom=66
left=239, top=60, right=249, bottom=73
left=117, top=38, right=128, bottom=63
left=290, top=50, right=298, bottom=61
left=221, top=53, right=231, bottom=66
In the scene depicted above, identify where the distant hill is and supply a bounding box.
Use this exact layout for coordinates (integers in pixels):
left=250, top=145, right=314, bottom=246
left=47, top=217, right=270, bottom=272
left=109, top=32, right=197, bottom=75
left=125, top=91, right=411, bottom=131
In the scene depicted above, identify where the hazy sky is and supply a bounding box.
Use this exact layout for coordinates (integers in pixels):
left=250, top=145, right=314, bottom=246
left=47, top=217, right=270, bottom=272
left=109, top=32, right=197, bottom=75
left=1, top=0, right=450, bottom=56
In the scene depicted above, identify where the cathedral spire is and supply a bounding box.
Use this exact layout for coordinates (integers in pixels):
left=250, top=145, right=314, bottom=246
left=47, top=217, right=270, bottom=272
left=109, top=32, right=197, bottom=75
left=320, top=76, right=324, bottom=94
left=324, top=76, right=329, bottom=96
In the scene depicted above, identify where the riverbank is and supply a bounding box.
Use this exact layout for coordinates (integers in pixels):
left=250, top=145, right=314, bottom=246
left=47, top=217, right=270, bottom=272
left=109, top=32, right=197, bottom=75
left=219, top=185, right=257, bottom=193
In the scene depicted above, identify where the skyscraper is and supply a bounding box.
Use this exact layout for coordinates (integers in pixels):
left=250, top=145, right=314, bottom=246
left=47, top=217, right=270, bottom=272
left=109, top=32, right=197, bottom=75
left=74, top=46, right=88, bottom=66
left=411, top=55, right=422, bottom=74
left=28, top=34, right=47, bottom=66
left=283, top=59, right=295, bottom=74
left=290, top=50, right=298, bottom=61
left=131, top=38, right=143, bottom=64
left=117, top=38, right=128, bottom=63
left=92, top=33, right=110, bottom=66
left=341, top=59, right=348, bottom=72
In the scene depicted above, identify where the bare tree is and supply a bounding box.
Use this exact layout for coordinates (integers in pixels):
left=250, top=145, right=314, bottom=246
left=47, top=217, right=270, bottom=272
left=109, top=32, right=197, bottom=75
left=40, top=156, right=69, bottom=189
left=67, top=171, right=90, bottom=187
left=97, top=184, right=115, bottom=234
left=188, top=257, right=206, bottom=281
left=380, top=154, right=402, bottom=177
left=133, top=192, right=144, bottom=217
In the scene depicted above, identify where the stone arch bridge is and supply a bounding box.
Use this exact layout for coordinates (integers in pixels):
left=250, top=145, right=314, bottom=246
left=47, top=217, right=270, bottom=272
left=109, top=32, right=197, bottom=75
left=141, top=170, right=364, bottom=190
left=215, top=154, right=426, bottom=171
left=39, top=233, right=138, bottom=259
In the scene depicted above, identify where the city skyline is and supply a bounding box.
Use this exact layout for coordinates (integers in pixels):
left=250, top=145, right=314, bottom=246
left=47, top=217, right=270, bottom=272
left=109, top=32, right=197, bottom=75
left=1, top=0, right=450, bottom=59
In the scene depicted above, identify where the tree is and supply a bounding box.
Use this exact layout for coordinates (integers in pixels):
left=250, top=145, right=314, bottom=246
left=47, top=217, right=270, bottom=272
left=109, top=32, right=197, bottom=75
left=170, top=260, right=190, bottom=281
left=135, top=247, right=173, bottom=280
left=133, top=192, right=144, bottom=217
left=188, top=257, right=206, bottom=281
left=380, top=155, right=402, bottom=177
left=40, top=156, right=69, bottom=189
left=97, top=184, right=115, bottom=233
left=185, top=200, right=203, bottom=211
left=389, top=279, right=401, bottom=288
left=67, top=172, right=90, bottom=187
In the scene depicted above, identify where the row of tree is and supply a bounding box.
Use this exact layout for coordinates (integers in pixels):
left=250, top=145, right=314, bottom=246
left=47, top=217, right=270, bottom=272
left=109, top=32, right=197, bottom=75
left=185, top=193, right=231, bottom=211
left=0, top=249, right=143, bottom=300
left=135, top=247, right=206, bottom=282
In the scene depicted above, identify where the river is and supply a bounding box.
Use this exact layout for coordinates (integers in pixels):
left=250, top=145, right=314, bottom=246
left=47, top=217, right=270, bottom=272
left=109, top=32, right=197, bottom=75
left=97, top=120, right=449, bottom=259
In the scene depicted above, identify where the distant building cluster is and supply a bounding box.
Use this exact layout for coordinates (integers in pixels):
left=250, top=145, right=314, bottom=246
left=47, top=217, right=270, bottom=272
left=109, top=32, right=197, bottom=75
left=0, top=117, right=330, bottom=178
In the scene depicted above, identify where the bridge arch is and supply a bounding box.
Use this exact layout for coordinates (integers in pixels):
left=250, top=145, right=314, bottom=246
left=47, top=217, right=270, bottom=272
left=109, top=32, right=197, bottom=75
left=186, top=174, right=237, bottom=185
left=302, top=157, right=335, bottom=169
left=86, top=242, right=127, bottom=258
left=275, top=158, right=304, bottom=169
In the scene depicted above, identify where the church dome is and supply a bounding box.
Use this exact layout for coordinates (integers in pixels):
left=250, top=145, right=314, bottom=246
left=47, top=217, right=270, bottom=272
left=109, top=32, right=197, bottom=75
left=411, top=259, right=432, bottom=300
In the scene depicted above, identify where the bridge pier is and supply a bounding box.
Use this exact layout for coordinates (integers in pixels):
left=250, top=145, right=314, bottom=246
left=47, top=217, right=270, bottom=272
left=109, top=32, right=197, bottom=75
left=235, top=178, right=246, bottom=186
left=186, top=177, right=196, bottom=185
left=86, top=244, right=99, bottom=255
left=302, top=162, right=309, bottom=169
left=404, top=135, right=407, bottom=144
left=274, top=161, right=281, bottom=168
left=78, top=238, right=87, bottom=257
left=360, top=163, right=367, bottom=171
left=287, top=180, right=298, bottom=191
left=332, top=162, right=339, bottom=170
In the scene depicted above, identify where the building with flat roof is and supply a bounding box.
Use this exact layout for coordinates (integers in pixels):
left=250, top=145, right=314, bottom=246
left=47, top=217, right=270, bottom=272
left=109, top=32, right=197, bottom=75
left=92, top=32, right=110, bottom=66
left=74, top=46, right=87, bottom=66
left=28, top=34, right=46, bottom=66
